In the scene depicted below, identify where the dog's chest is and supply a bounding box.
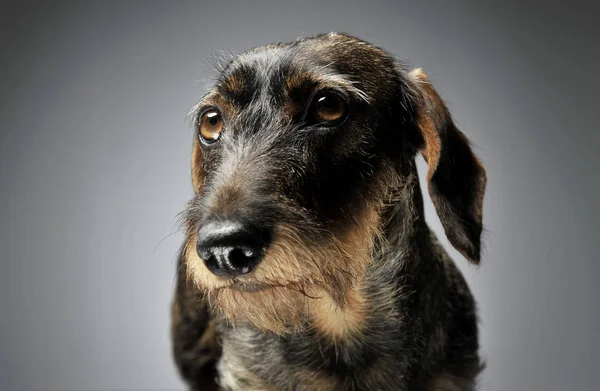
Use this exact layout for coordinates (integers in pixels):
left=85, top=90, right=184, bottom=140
left=216, top=327, right=288, bottom=390
left=216, top=345, right=267, bottom=390
left=216, top=327, right=338, bottom=391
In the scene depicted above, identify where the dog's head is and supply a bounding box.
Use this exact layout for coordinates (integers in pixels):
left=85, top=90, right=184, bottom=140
left=183, top=33, right=486, bottom=334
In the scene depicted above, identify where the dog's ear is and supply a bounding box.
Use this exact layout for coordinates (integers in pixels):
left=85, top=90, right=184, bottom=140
left=409, top=69, right=486, bottom=263
left=191, top=139, right=204, bottom=194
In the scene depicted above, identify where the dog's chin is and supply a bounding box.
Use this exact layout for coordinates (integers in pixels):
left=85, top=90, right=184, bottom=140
left=209, top=283, right=316, bottom=334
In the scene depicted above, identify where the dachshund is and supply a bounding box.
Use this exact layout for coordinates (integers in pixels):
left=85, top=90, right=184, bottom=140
left=171, top=32, right=487, bottom=391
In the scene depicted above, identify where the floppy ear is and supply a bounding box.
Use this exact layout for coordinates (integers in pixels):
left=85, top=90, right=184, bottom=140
left=191, top=139, right=205, bottom=194
left=409, top=69, right=487, bottom=263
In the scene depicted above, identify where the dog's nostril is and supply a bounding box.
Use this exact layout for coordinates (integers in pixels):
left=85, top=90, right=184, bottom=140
left=196, top=221, right=270, bottom=277
left=227, top=247, right=256, bottom=273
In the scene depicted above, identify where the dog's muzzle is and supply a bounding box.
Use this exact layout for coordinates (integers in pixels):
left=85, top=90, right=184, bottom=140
left=196, top=221, right=271, bottom=277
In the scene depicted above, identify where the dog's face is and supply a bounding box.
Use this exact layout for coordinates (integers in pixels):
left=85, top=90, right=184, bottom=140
left=183, top=33, right=486, bottom=334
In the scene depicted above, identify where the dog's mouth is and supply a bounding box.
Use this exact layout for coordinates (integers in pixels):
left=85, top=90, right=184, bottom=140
left=227, top=282, right=274, bottom=292
left=223, top=281, right=323, bottom=301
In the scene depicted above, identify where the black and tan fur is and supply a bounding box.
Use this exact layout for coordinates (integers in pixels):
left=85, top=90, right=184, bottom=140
left=171, top=33, right=487, bottom=390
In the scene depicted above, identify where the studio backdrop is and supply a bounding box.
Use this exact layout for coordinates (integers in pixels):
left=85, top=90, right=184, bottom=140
left=1, top=1, right=598, bottom=391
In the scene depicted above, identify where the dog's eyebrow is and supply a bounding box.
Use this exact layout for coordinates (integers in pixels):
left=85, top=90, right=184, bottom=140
left=188, top=89, right=226, bottom=125
left=306, top=66, right=370, bottom=104
left=317, top=74, right=370, bottom=104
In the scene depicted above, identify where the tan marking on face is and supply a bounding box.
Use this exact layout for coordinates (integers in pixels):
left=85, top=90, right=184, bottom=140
left=308, top=283, right=368, bottom=342
left=190, top=91, right=237, bottom=195
left=184, top=233, right=227, bottom=291
left=191, top=139, right=204, bottom=194
left=185, top=192, right=383, bottom=337
left=197, top=90, right=236, bottom=119
left=222, top=72, right=246, bottom=94
left=186, top=225, right=320, bottom=334
left=185, top=230, right=313, bottom=334
left=283, top=70, right=311, bottom=92
left=282, top=71, right=310, bottom=118
left=307, top=203, right=381, bottom=340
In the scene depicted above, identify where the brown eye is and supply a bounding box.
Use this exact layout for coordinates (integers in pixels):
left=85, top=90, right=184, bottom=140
left=310, top=92, right=348, bottom=126
left=198, top=109, right=223, bottom=144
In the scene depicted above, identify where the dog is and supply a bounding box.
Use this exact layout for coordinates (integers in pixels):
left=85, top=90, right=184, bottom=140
left=171, top=32, right=487, bottom=391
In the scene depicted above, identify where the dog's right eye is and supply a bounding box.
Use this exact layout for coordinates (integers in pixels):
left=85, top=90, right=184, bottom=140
left=198, top=109, right=223, bottom=144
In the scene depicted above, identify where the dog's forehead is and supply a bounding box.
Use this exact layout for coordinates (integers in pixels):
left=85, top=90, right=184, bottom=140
left=230, top=33, right=386, bottom=75
left=212, top=34, right=395, bottom=106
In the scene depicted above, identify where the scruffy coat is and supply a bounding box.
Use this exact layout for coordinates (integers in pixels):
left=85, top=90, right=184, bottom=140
left=171, top=33, right=487, bottom=391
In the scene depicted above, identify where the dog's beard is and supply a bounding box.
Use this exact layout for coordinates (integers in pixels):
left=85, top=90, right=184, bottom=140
left=209, top=285, right=312, bottom=334
left=187, top=218, right=379, bottom=335
left=196, top=225, right=357, bottom=334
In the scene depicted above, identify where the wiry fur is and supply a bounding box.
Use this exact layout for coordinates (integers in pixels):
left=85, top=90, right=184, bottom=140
left=171, top=33, right=487, bottom=390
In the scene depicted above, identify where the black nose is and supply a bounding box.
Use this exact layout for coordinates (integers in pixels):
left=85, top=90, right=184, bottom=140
left=196, top=221, right=271, bottom=277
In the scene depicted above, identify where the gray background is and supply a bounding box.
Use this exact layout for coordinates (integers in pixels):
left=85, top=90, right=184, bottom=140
left=1, top=1, right=598, bottom=390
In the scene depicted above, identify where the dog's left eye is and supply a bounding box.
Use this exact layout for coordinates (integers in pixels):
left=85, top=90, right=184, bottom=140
left=308, top=92, right=348, bottom=126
